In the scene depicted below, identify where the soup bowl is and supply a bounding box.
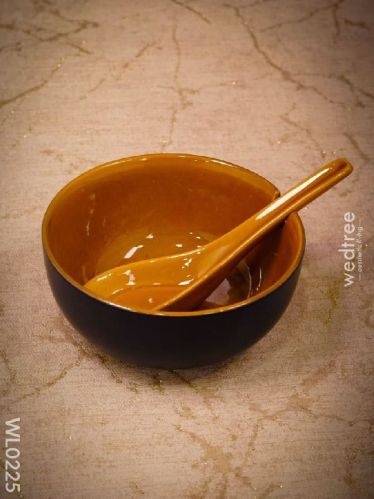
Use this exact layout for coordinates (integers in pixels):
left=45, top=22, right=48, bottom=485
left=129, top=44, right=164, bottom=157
left=42, top=153, right=305, bottom=368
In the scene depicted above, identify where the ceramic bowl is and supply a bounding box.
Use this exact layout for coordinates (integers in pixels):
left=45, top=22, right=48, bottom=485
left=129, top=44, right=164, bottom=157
left=42, top=153, right=305, bottom=368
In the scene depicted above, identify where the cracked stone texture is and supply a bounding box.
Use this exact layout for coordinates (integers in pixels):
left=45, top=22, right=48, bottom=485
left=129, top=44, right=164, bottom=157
left=0, top=0, right=373, bottom=497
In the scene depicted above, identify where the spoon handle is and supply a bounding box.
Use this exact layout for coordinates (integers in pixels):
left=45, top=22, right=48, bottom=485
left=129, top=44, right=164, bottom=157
left=160, top=158, right=352, bottom=311
left=225, top=157, right=353, bottom=256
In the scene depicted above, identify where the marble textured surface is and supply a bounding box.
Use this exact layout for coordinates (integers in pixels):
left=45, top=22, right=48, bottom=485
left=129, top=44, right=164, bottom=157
left=1, top=0, right=373, bottom=497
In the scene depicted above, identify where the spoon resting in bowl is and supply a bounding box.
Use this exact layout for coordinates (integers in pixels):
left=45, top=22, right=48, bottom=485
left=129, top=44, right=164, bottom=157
left=84, top=158, right=353, bottom=312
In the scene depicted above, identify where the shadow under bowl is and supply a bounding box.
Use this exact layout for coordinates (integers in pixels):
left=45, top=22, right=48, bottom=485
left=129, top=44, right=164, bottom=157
left=42, top=153, right=305, bottom=368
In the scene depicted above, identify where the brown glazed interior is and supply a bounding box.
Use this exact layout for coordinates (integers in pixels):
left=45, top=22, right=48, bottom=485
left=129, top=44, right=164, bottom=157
left=42, top=154, right=305, bottom=315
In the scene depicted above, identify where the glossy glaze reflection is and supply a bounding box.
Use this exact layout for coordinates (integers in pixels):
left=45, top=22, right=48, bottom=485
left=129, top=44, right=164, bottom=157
left=85, top=229, right=255, bottom=309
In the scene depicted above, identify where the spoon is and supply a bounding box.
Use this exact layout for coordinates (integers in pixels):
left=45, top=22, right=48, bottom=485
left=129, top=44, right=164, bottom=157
left=85, top=158, right=353, bottom=312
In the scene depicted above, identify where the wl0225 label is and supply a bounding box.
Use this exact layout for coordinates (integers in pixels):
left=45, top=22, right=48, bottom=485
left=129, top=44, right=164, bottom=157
left=4, top=418, right=21, bottom=494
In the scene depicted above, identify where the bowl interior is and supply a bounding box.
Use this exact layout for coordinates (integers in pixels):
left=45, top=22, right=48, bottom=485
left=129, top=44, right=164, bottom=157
left=43, top=154, right=304, bottom=312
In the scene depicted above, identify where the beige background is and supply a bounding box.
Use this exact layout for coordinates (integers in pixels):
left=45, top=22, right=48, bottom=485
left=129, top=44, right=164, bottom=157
left=1, top=0, right=373, bottom=497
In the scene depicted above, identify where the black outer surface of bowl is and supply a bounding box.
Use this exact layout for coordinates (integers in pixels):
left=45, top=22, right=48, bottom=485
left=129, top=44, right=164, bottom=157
left=44, top=252, right=302, bottom=369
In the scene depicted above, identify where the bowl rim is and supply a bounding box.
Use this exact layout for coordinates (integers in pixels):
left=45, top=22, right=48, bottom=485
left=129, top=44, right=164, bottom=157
left=42, top=152, right=306, bottom=317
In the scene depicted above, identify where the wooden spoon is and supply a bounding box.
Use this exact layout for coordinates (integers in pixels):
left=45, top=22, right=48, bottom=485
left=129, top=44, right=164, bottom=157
left=85, top=158, right=352, bottom=312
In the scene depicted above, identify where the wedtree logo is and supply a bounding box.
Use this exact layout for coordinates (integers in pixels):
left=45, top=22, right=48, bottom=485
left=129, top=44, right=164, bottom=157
left=338, top=212, right=363, bottom=287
